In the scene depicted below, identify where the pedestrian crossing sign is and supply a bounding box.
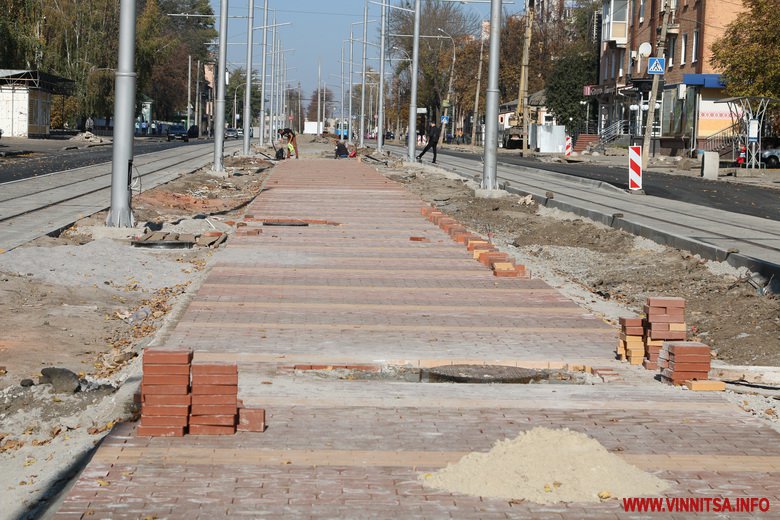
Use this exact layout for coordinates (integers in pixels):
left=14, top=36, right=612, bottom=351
left=647, top=57, right=665, bottom=75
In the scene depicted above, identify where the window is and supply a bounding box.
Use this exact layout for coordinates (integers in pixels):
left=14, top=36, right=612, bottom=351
left=680, top=34, right=687, bottom=65
left=692, top=30, right=699, bottom=63
left=618, top=49, right=625, bottom=77
left=667, top=36, right=676, bottom=67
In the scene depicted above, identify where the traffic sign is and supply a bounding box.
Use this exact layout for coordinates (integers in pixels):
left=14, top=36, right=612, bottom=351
left=628, top=146, right=642, bottom=190
left=647, top=57, right=665, bottom=75
left=441, top=115, right=449, bottom=124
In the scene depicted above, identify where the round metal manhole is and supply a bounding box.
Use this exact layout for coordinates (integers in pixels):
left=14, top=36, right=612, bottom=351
left=423, top=365, right=545, bottom=384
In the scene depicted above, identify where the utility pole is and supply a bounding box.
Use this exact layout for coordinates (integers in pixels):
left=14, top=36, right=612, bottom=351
left=471, top=27, right=485, bottom=147
left=518, top=0, right=534, bottom=157
left=318, top=62, right=322, bottom=134
left=106, top=0, right=137, bottom=226
left=349, top=27, right=355, bottom=143
left=641, top=0, right=671, bottom=170
left=341, top=41, right=346, bottom=139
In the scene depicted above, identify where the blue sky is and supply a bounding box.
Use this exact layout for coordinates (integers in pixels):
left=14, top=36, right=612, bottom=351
left=209, top=0, right=502, bottom=99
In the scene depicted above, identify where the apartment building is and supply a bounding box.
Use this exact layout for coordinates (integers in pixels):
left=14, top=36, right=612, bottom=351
left=592, top=0, right=745, bottom=154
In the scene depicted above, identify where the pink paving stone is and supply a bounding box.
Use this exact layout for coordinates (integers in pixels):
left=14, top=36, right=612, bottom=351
left=51, top=158, right=780, bottom=519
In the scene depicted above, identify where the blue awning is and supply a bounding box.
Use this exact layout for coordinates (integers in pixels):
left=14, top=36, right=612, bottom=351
left=683, top=74, right=725, bottom=88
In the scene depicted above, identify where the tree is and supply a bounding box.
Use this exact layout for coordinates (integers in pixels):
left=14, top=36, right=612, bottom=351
left=711, top=0, right=780, bottom=98
left=545, top=47, right=598, bottom=133
left=306, top=87, right=334, bottom=122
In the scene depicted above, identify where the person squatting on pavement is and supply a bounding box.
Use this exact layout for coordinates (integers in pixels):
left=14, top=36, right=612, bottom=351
left=278, top=128, right=299, bottom=159
left=334, top=140, right=349, bottom=159
left=417, top=121, right=440, bottom=164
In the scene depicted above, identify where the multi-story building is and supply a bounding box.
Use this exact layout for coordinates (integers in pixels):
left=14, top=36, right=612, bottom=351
left=592, top=0, right=745, bottom=155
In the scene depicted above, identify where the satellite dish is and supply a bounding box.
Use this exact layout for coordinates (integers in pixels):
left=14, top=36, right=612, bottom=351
left=638, top=42, right=652, bottom=58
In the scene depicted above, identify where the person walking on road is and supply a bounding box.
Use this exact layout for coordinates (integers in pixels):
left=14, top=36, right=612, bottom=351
left=417, top=121, right=440, bottom=164
left=278, top=128, right=299, bottom=159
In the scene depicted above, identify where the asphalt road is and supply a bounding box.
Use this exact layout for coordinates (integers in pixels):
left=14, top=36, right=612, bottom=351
left=0, top=139, right=211, bottom=184
left=439, top=148, right=780, bottom=222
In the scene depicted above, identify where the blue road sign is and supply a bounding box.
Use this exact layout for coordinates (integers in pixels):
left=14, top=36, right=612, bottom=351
left=648, top=57, right=665, bottom=75
left=441, top=115, right=450, bottom=124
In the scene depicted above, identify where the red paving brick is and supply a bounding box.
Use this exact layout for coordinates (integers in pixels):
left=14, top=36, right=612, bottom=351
left=54, top=159, right=780, bottom=518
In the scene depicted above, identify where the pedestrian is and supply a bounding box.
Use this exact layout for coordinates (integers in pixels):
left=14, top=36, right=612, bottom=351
left=417, top=121, right=441, bottom=164
left=334, top=139, right=349, bottom=159
left=85, top=116, right=94, bottom=133
left=278, top=128, right=299, bottom=159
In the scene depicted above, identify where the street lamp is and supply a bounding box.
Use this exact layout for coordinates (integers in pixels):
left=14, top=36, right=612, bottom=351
left=437, top=27, right=456, bottom=146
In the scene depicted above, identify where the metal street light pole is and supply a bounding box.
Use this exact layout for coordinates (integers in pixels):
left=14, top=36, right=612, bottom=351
left=377, top=1, right=387, bottom=152
left=359, top=0, right=369, bottom=147
left=341, top=41, right=346, bottom=139
left=268, top=20, right=276, bottom=144
left=107, top=0, right=137, bottom=226
left=195, top=59, right=201, bottom=136
left=437, top=27, right=456, bottom=146
left=471, top=28, right=485, bottom=147
left=187, top=54, right=192, bottom=131
left=481, top=0, right=501, bottom=190
left=213, top=0, right=229, bottom=173
left=241, top=0, right=254, bottom=155
left=407, top=0, right=421, bottom=162
left=258, top=0, right=268, bottom=146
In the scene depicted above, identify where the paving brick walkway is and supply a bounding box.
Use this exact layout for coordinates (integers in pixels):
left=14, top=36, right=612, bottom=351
left=54, top=159, right=780, bottom=519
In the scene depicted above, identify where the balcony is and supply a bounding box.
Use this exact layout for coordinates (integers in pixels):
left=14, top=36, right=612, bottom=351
left=602, top=0, right=628, bottom=46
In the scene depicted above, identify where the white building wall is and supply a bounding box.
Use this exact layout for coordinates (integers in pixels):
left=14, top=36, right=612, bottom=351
left=0, top=87, right=30, bottom=137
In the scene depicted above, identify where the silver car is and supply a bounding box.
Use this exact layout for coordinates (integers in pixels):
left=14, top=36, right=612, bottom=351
left=761, top=147, right=780, bottom=168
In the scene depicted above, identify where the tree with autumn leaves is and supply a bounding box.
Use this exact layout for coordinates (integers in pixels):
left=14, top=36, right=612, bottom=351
left=711, top=0, right=780, bottom=99
left=2, top=0, right=215, bottom=127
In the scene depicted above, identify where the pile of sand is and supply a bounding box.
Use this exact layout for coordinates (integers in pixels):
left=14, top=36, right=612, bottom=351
left=421, top=427, right=670, bottom=504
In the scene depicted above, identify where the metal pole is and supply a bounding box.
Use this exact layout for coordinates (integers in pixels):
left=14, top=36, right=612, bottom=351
left=377, top=1, right=386, bottom=152
left=471, top=31, right=485, bottom=147
left=318, top=62, right=322, bottom=134
left=407, top=0, right=421, bottom=162
left=298, top=82, right=302, bottom=133
left=359, top=0, right=368, bottom=147
left=268, top=21, right=276, bottom=144
left=259, top=0, right=268, bottom=145
left=187, top=54, right=192, bottom=131
left=195, top=59, right=201, bottom=137
left=482, top=0, right=501, bottom=190
left=341, top=41, right=345, bottom=139
left=641, top=0, right=670, bottom=170
left=242, top=0, right=254, bottom=154
left=349, top=28, right=354, bottom=144
left=212, top=0, right=229, bottom=172
left=438, top=28, right=455, bottom=146
left=106, top=0, right=137, bottom=226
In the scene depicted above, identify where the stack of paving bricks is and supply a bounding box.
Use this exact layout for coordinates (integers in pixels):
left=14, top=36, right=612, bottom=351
left=617, top=317, right=644, bottom=365
left=189, top=363, right=240, bottom=435
left=658, top=341, right=715, bottom=387
left=421, top=205, right=527, bottom=278
left=138, top=349, right=193, bottom=437
left=644, top=296, right=687, bottom=370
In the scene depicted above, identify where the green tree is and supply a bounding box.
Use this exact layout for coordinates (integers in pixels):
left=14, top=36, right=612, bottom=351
left=545, top=47, right=598, bottom=132
left=711, top=0, right=780, bottom=98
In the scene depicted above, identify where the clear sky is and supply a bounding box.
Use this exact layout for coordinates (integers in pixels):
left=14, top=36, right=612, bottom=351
left=209, top=0, right=504, bottom=101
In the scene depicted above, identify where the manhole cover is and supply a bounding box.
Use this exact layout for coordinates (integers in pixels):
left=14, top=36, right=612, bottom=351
left=423, top=365, right=544, bottom=384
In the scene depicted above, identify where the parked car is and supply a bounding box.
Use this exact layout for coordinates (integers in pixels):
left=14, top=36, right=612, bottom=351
left=187, top=125, right=199, bottom=138
left=166, top=125, right=189, bottom=142
left=236, top=128, right=244, bottom=138
left=225, top=128, right=238, bottom=139
left=761, top=147, right=780, bottom=168
left=384, top=131, right=395, bottom=140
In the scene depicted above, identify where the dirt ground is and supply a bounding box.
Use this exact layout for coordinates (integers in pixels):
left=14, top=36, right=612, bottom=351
left=1, top=138, right=778, bottom=518
left=382, top=163, right=780, bottom=367
left=0, top=157, right=271, bottom=519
